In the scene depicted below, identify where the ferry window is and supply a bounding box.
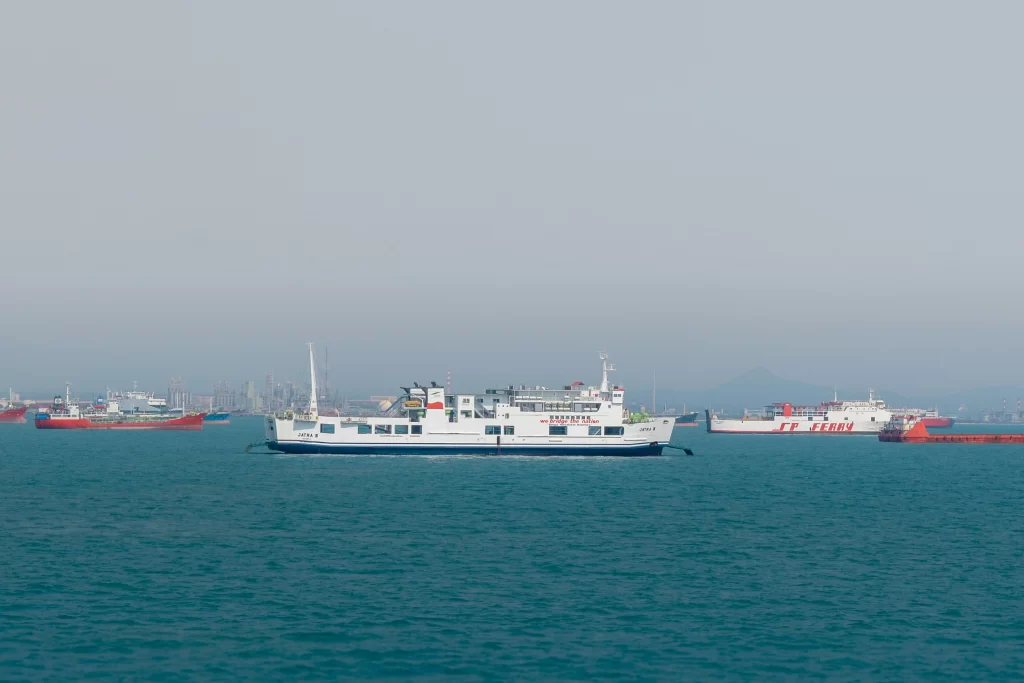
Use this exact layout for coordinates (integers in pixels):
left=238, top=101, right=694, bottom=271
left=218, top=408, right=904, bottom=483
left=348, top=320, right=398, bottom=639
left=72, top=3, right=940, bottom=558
left=504, top=426, right=514, bottom=435
left=871, top=417, right=876, bottom=422
left=395, top=425, right=409, bottom=435
left=461, top=411, right=472, bottom=418
left=844, top=417, right=849, bottom=421
left=320, top=423, right=335, bottom=434
left=604, top=426, right=624, bottom=436
left=807, top=416, right=813, bottom=421
left=411, top=425, right=422, bottom=435
left=462, top=397, right=471, bottom=404
left=358, top=424, right=371, bottom=434
left=589, top=426, right=601, bottom=436
left=375, top=424, right=392, bottom=434
left=549, top=425, right=567, bottom=436
left=485, top=425, right=501, bottom=435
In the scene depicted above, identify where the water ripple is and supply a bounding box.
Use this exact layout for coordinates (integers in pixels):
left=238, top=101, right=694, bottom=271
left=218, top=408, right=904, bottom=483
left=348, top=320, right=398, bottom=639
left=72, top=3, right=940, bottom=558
left=1, top=422, right=1022, bottom=679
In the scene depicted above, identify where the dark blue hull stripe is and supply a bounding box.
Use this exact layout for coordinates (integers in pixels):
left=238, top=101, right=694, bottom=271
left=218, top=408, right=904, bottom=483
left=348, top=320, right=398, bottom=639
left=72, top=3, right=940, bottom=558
left=266, top=441, right=664, bottom=457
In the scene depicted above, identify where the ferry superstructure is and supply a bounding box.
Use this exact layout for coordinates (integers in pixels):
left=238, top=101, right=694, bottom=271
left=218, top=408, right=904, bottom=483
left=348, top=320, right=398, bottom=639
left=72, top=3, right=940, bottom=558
left=107, top=384, right=168, bottom=413
left=706, top=391, right=892, bottom=434
left=265, top=348, right=674, bottom=456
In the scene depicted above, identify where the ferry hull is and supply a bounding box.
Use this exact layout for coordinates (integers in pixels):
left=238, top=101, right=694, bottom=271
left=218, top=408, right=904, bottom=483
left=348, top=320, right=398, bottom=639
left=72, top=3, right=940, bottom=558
left=706, top=410, right=885, bottom=434
left=673, top=412, right=700, bottom=428
left=35, top=414, right=206, bottom=430
left=266, top=415, right=675, bottom=457
left=267, top=440, right=664, bottom=456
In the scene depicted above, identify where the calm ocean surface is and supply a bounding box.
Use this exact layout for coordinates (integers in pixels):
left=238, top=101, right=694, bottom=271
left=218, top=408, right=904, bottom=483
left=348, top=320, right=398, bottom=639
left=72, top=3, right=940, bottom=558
left=2, top=418, right=1023, bottom=680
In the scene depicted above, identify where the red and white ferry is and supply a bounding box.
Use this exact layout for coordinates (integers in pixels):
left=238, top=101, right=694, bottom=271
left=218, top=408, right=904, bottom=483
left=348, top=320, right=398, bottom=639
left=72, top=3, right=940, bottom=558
left=706, top=391, right=892, bottom=434
left=35, top=384, right=206, bottom=430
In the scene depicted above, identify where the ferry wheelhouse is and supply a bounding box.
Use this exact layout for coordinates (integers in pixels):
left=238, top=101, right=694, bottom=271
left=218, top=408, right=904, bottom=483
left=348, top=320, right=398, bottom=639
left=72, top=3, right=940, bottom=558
left=265, top=348, right=674, bottom=456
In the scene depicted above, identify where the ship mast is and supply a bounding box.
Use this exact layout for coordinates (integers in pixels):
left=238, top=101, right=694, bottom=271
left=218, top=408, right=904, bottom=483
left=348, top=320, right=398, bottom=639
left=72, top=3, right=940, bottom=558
left=652, top=371, right=656, bottom=415
left=307, top=342, right=319, bottom=419
left=599, top=352, right=615, bottom=394
left=323, top=346, right=330, bottom=406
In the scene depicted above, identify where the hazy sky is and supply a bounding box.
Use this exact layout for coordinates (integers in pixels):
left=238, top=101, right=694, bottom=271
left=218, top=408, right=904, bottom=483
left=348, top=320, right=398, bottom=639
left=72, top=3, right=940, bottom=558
left=3, top=1, right=1023, bottom=397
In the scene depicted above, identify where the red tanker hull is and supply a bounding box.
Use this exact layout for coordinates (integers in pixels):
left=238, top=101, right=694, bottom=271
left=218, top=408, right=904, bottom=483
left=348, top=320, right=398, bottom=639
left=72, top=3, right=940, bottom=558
left=0, top=407, right=28, bottom=424
left=34, top=413, right=206, bottom=430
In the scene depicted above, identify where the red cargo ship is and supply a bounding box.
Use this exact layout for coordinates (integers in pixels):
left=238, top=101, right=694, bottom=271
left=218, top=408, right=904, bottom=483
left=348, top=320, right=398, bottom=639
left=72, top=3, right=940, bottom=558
left=889, top=408, right=954, bottom=428
left=0, top=388, right=28, bottom=424
left=35, top=385, right=205, bottom=431
left=880, top=415, right=1024, bottom=444
left=0, top=405, right=28, bottom=424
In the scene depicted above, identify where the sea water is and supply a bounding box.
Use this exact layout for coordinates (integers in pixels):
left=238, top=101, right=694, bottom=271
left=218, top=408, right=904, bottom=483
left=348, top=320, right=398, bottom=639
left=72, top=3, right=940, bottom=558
left=2, top=418, right=1022, bottom=680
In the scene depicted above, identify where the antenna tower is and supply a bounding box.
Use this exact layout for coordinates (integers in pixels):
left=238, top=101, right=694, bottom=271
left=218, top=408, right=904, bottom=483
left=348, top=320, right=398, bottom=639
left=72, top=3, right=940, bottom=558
left=307, top=342, right=319, bottom=419
left=322, top=346, right=331, bottom=403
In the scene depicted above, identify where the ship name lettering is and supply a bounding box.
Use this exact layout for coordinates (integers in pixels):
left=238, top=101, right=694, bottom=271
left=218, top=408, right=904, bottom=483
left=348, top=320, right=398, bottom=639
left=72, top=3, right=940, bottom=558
left=809, top=422, right=854, bottom=432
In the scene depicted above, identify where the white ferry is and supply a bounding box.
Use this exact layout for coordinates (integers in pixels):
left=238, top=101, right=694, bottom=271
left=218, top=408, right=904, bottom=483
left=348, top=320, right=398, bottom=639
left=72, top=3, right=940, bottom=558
left=265, top=347, right=674, bottom=456
left=106, top=383, right=168, bottom=413
left=706, top=391, right=892, bottom=434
